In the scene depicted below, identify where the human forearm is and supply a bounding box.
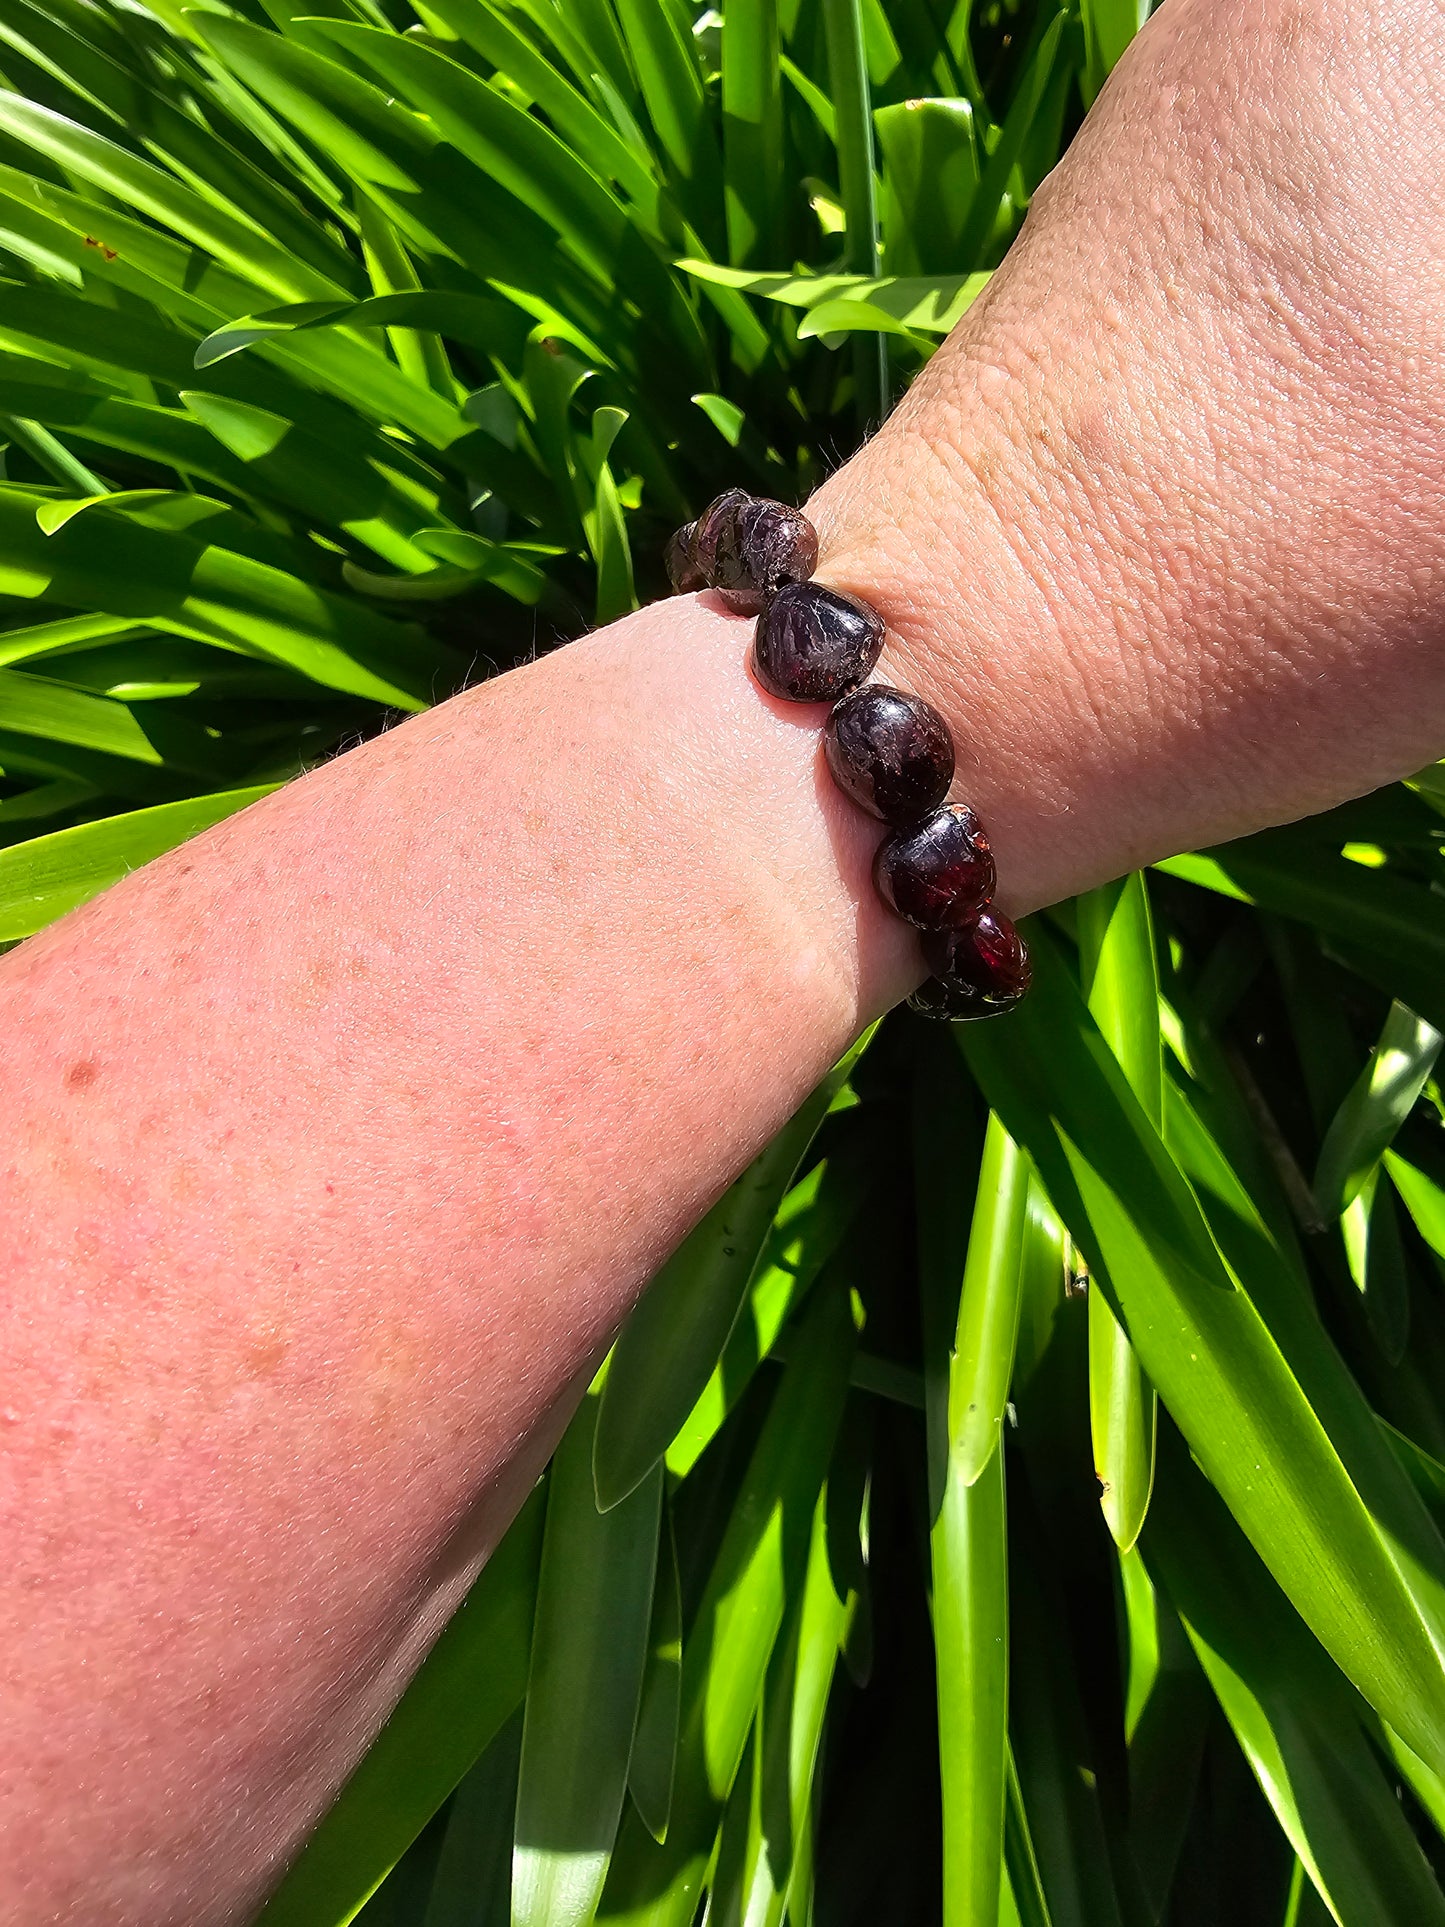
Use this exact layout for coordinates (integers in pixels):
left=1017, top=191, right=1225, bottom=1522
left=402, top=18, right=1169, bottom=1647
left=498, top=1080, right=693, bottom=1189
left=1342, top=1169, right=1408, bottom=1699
left=0, top=597, right=913, bottom=1923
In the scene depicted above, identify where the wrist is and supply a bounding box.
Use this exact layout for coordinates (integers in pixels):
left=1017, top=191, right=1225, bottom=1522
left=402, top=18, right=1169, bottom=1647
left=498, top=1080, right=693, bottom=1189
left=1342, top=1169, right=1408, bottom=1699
left=667, top=493, right=1033, bottom=1017
left=804, top=410, right=1106, bottom=919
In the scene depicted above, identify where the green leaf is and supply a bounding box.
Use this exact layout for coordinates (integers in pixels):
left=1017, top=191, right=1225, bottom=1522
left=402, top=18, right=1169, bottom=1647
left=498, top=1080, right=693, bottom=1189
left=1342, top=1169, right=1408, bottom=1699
left=611, top=0, right=721, bottom=239
left=712, top=1476, right=860, bottom=1926
left=779, top=55, right=836, bottom=140
left=598, top=1282, right=858, bottom=1926
left=795, top=296, right=932, bottom=346
left=960, top=927, right=1445, bottom=1779
left=956, top=11, right=1066, bottom=269
left=947, top=1113, right=1030, bottom=1486
left=663, top=1139, right=871, bottom=1481
left=915, top=1049, right=1011, bottom=1927
left=36, top=490, right=233, bottom=535
left=421, top=1714, right=522, bottom=1927
left=314, top=22, right=709, bottom=387
left=195, top=17, right=618, bottom=376
left=1146, top=1429, right=1445, bottom=1927
left=4, top=412, right=108, bottom=494
left=1385, top=1149, right=1445, bottom=1266
left=1079, top=873, right=1160, bottom=1551
left=1314, top=1000, right=1443, bottom=1219
left=1342, top=1165, right=1411, bottom=1363
left=592, top=1027, right=873, bottom=1509
left=1078, top=0, right=1146, bottom=105
left=575, top=404, right=635, bottom=624
left=0, top=665, right=212, bottom=770
left=257, top=1486, right=545, bottom=1927
left=513, top=1394, right=661, bottom=1927
left=194, top=291, right=529, bottom=371
left=1116, top=1547, right=1210, bottom=1917
left=0, top=485, right=452, bottom=709
left=932, top=1431, right=1009, bottom=1927
left=820, top=0, right=884, bottom=425
left=0, top=784, right=277, bottom=939
left=875, top=97, right=981, bottom=276
left=689, top=392, right=746, bottom=446
left=0, top=612, right=140, bottom=670
left=417, top=0, right=666, bottom=224
left=1197, top=835, right=1445, bottom=1032
left=626, top=1497, right=682, bottom=1844
left=721, top=0, right=783, bottom=266
left=1008, top=1504, right=1125, bottom=1927
left=0, top=90, right=346, bottom=303
left=676, top=260, right=992, bottom=331
left=0, top=776, right=97, bottom=825
left=1002, top=1745, right=1054, bottom=1927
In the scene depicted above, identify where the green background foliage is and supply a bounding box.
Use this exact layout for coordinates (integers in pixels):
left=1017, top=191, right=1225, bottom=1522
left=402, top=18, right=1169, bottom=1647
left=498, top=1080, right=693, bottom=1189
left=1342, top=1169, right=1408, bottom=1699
left=6, top=0, right=1445, bottom=1921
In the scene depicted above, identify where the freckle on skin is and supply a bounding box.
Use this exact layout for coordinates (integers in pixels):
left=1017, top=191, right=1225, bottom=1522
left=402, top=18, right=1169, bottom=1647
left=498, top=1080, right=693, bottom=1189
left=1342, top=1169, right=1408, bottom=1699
left=244, top=1337, right=287, bottom=1379
left=64, top=1060, right=98, bottom=1092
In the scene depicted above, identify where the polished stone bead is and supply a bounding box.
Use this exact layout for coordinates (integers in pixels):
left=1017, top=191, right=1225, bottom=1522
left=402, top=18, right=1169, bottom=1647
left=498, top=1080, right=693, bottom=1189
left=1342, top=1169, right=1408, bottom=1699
left=905, top=974, right=968, bottom=1019
left=691, top=490, right=818, bottom=612
left=824, top=684, right=955, bottom=824
left=908, top=911, right=1032, bottom=1018
left=665, top=519, right=706, bottom=593
left=752, top=581, right=885, bottom=703
left=874, top=804, right=995, bottom=928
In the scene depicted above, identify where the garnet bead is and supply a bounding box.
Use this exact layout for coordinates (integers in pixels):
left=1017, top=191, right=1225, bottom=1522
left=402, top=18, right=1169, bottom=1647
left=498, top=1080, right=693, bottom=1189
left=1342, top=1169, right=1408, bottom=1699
left=665, top=520, right=706, bottom=593
left=825, top=685, right=955, bottom=824
left=909, top=911, right=1032, bottom=1018
left=689, top=490, right=818, bottom=612
left=752, top=581, right=885, bottom=703
left=874, top=804, right=995, bottom=928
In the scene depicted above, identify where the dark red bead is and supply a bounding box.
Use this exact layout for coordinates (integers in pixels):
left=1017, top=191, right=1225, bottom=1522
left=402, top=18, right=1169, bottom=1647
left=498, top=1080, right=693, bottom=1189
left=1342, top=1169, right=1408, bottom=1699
left=906, top=975, right=968, bottom=1019
left=911, top=911, right=1031, bottom=1018
left=825, top=684, right=955, bottom=824
left=874, top=804, right=995, bottom=928
left=665, top=520, right=706, bottom=593
left=690, top=491, right=818, bottom=612
left=752, top=581, right=885, bottom=703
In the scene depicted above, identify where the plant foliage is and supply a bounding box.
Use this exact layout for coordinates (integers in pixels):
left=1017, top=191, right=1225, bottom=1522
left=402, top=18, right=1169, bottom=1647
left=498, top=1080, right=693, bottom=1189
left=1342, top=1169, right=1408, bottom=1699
left=6, top=0, right=1445, bottom=1922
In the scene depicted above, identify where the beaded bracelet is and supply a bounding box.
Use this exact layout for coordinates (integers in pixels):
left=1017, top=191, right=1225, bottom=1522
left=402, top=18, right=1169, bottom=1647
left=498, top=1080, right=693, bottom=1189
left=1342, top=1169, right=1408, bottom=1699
left=666, top=490, right=1031, bottom=1020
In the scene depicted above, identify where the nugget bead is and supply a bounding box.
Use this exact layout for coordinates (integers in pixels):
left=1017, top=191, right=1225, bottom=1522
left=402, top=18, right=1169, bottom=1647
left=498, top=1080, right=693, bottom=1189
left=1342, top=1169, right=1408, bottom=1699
left=825, top=685, right=955, bottom=824
left=752, top=582, right=885, bottom=703
left=873, top=804, right=995, bottom=928
left=665, top=520, right=706, bottom=593
left=909, top=911, right=1032, bottom=1018
left=687, top=491, right=818, bottom=612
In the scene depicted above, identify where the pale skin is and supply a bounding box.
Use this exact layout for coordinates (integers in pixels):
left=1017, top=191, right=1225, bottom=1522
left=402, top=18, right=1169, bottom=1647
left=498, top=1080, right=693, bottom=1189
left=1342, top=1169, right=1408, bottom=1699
left=4, top=0, right=1445, bottom=1916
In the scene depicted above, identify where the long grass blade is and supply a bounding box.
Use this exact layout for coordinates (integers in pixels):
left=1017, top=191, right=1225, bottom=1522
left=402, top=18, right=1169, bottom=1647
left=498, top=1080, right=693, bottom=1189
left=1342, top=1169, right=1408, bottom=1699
left=1313, top=1000, right=1443, bottom=1219
left=961, top=927, right=1445, bottom=1778
left=1079, top=875, right=1161, bottom=1550
left=593, top=1028, right=871, bottom=1509
left=947, top=1113, right=1030, bottom=1486
left=513, top=1395, right=660, bottom=1927
left=597, top=1281, right=858, bottom=1925
left=819, top=0, right=885, bottom=429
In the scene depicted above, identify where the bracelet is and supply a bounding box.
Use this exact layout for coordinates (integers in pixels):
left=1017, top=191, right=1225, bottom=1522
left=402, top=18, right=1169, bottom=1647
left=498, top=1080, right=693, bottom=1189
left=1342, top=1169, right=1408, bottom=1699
left=667, top=492, right=1031, bottom=1020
